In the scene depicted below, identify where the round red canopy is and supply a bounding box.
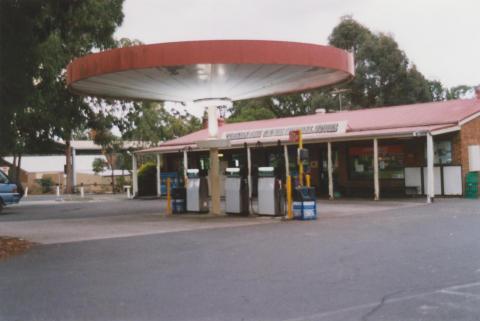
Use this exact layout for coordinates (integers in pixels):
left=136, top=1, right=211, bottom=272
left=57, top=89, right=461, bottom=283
left=67, top=40, right=354, bottom=102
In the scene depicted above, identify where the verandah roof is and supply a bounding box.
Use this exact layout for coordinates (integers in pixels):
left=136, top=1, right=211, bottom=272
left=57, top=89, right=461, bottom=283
left=138, top=98, right=480, bottom=154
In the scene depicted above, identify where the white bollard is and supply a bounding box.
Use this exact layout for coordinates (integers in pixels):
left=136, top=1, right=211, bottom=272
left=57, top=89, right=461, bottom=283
left=124, top=185, right=131, bottom=199
left=56, top=185, right=60, bottom=197
left=80, top=186, right=85, bottom=198
left=24, top=187, right=28, bottom=199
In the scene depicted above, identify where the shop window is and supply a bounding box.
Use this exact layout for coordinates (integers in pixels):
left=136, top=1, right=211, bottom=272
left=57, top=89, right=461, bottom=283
left=321, top=150, right=339, bottom=173
left=230, top=153, right=243, bottom=168
left=423, top=140, right=453, bottom=165
left=434, top=140, right=452, bottom=165
left=199, top=157, right=209, bottom=171
left=348, top=145, right=405, bottom=180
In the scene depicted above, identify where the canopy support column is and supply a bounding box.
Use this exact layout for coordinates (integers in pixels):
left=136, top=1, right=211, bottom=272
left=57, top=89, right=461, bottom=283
left=247, top=146, right=252, bottom=202
left=327, top=142, right=334, bottom=200
left=426, top=133, right=434, bottom=203
left=156, top=154, right=161, bottom=197
left=183, top=150, right=188, bottom=186
left=373, top=138, right=380, bottom=201
left=132, top=153, right=138, bottom=197
left=283, top=145, right=290, bottom=178
left=210, top=148, right=221, bottom=215
left=194, top=99, right=232, bottom=215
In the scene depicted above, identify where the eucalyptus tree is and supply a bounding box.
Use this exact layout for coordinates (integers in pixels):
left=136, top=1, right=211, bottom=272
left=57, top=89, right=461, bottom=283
left=1, top=0, right=125, bottom=191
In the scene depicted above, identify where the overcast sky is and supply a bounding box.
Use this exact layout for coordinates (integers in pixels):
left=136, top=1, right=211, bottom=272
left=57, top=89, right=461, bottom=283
left=115, top=0, right=479, bottom=116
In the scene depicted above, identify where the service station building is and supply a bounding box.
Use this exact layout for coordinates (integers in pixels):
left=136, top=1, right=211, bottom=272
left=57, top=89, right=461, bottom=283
left=136, top=98, right=480, bottom=202
left=65, top=40, right=480, bottom=207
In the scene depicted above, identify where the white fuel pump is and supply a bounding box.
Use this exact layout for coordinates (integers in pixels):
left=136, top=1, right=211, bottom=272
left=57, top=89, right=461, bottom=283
left=186, top=169, right=209, bottom=213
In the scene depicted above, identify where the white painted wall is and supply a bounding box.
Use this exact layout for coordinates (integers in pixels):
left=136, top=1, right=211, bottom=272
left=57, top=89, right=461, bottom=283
left=468, top=145, right=480, bottom=172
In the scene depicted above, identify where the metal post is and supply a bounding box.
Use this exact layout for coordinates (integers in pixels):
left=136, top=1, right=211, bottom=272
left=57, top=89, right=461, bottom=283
left=156, top=154, right=161, bottom=197
left=327, top=142, right=334, bottom=200
left=427, top=133, right=434, bottom=203
left=283, top=145, right=290, bottom=178
left=72, top=147, right=77, bottom=193
left=286, top=175, right=293, bottom=220
left=298, top=130, right=304, bottom=187
left=132, top=154, right=138, bottom=197
left=183, top=150, right=188, bottom=187
left=247, top=146, right=252, bottom=201
left=166, top=177, right=172, bottom=214
left=284, top=144, right=293, bottom=219
left=373, top=138, right=380, bottom=201
left=306, top=174, right=311, bottom=187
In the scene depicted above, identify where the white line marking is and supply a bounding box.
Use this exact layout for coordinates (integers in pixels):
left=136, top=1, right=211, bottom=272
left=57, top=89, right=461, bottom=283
left=439, top=289, right=480, bottom=300
left=281, top=281, right=480, bottom=321
left=443, top=282, right=480, bottom=291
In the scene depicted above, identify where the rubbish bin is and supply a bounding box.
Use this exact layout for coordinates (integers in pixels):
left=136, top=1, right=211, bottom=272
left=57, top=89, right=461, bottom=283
left=172, top=187, right=186, bottom=213
left=465, top=172, right=479, bottom=199
left=293, top=187, right=317, bottom=220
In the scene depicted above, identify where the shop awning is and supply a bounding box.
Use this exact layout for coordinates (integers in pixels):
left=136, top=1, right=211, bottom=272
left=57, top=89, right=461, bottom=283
left=137, top=98, right=480, bottom=154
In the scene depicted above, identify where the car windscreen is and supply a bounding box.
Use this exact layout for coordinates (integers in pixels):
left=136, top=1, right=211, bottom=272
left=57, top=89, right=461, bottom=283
left=0, top=170, right=9, bottom=184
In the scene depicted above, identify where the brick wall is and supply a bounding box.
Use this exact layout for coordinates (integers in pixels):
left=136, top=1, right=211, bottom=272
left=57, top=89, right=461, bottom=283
left=451, top=132, right=462, bottom=166
left=460, top=115, right=480, bottom=180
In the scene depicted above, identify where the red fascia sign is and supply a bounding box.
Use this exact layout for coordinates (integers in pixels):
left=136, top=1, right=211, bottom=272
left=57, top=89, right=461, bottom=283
left=289, top=130, right=300, bottom=142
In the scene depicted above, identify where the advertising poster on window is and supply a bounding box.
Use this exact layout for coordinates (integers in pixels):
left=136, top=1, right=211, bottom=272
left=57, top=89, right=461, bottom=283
left=348, top=145, right=405, bottom=179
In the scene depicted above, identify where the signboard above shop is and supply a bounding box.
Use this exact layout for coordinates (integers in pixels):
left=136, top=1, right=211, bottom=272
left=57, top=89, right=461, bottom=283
left=289, top=130, right=300, bottom=142
left=223, top=121, right=348, bottom=142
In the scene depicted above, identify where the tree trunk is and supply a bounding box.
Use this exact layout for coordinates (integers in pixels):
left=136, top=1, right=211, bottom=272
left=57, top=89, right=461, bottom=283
left=111, top=165, right=115, bottom=194
left=16, top=154, right=22, bottom=183
left=65, top=140, right=73, bottom=194
left=11, top=154, right=17, bottom=179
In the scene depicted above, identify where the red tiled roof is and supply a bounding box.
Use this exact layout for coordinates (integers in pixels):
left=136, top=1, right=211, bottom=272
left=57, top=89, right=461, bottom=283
left=139, top=99, right=480, bottom=154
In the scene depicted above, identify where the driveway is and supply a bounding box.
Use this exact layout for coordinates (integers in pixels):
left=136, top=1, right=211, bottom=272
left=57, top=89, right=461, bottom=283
left=0, top=196, right=279, bottom=244
left=0, top=196, right=424, bottom=244
left=1, top=197, right=479, bottom=321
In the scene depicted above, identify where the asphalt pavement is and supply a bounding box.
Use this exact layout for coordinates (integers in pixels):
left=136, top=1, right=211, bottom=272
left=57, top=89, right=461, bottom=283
left=1, top=197, right=479, bottom=321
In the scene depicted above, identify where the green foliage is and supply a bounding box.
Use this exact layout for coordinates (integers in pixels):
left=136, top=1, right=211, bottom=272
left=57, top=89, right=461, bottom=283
left=445, top=85, right=474, bottom=100
left=228, top=98, right=276, bottom=123
left=36, top=177, right=53, bottom=194
left=227, top=16, right=474, bottom=122
left=137, top=162, right=157, bottom=196
left=92, top=158, right=108, bottom=175
left=116, top=175, right=128, bottom=190
left=0, top=0, right=125, bottom=156
left=122, top=102, right=202, bottom=143
left=328, top=16, right=437, bottom=108
left=91, top=125, right=125, bottom=193
left=0, top=1, right=43, bottom=155
left=115, top=151, right=132, bottom=172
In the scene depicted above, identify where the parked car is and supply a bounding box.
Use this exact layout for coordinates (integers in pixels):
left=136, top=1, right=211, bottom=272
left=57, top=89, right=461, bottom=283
left=0, top=169, right=22, bottom=212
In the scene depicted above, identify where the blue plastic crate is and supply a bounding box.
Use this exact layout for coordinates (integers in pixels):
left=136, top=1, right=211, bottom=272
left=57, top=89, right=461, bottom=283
left=172, top=199, right=185, bottom=214
left=293, top=201, right=317, bottom=220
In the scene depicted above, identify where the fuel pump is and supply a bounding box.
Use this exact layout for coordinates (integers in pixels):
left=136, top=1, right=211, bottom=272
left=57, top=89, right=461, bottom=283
left=225, top=167, right=249, bottom=215
left=257, top=166, right=285, bottom=216
left=186, top=169, right=209, bottom=213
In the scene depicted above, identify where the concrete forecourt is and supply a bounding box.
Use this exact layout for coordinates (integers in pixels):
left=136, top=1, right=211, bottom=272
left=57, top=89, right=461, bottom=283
left=1, top=197, right=480, bottom=321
